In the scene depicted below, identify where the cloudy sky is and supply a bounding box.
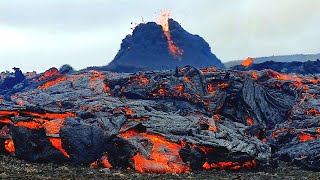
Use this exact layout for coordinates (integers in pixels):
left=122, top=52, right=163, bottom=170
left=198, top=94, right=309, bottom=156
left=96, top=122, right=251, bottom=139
left=1, top=0, right=319, bottom=72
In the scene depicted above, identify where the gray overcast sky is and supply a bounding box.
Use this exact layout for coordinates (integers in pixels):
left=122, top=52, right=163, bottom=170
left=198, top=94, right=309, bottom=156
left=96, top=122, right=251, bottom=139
left=1, top=0, right=319, bottom=72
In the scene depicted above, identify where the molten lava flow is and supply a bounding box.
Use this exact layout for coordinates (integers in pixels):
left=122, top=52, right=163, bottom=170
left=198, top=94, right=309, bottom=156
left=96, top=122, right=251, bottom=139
left=183, top=77, right=192, bottom=83
left=0, top=110, right=19, bottom=116
left=0, top=110, right=76, bottom=158
left=306, top=109, right=320, bottom=116
left=101, top=153, right=113, bottom=168
left=43, top=119, right=65, bottom=134
left=49, top=138, right=70, bottom=158
left=14, top=121, right=42, bottom=129
left=299, top=134, right=315, bottom=142
left=242, top=57, right=253, bottom=67
left=174, top=85, right=184, bottom=92
left=4, top=139, right=15, bottom=154
left=38, top=76, right=67, bottom=90
left=156, top=10, right=184, bottom=60
left=115, top=107, right=136, bottom=115
left=88, top=71, right=107, bottom=90
left=267, top=70, right=319, bottom=89
left=130, top=75, right=150, bottom=86
left=246, top=117, right=254, bottom=126
left=207, top=84, right=215, bottom=94
left=121, top=130, right=190, bottom=173
left=251, top=72, right=258, bottom=80
left=198, top=146, right=258, bottom=171
left=207, top=160, right=257, bottom=170
left=38, top=67, right=59, bottom=81
left=218, top=83, right=229, bottom=88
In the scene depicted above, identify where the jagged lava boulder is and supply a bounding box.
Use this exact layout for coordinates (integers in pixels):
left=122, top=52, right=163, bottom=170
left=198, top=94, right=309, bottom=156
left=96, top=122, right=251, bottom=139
left=106, top=19, right=224, bottom=72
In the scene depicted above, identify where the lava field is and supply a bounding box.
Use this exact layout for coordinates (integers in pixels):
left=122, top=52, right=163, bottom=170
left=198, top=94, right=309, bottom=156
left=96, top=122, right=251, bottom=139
left=0, top=66, right=319, bottom=173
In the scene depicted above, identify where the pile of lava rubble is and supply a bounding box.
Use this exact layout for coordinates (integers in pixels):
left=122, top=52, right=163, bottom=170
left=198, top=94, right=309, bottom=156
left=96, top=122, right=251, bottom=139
left=0, top=66, right=319, bottom=173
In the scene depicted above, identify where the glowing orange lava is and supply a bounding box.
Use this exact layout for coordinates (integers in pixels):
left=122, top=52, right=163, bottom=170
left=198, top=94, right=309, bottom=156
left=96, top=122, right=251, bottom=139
left=208, top=84, right=215, bottom=94
left=306, top=109, right=320, bottom=116
left=251, top=72, right=258, bottom=80
left=101, top=153, right=113, bottom=168
left=246, top=117, right=254, bottom=126
left=38, top=67, right=59, bottom=81
left=174, top=85, right=184, bottom=92
left=4, top=139, right=15, bottom=154
left=38, top=77, right=67, bottom=90
left=0, top=110, right=76, bottom=158
left=49, top=138, right=70, bottom=158
left=242, top=57, right=253, bottom=67
left=299, top=134, right=315, bottom=142
left=156, top=10, right=183, bottom=60
left=218, top=83, right=229, bottom=88
left=121, top=130, right=190, bottom=173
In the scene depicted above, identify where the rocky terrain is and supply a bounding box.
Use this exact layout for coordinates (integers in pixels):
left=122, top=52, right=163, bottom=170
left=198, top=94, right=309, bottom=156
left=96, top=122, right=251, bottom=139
left=0, top=65, right=319, bottom=175
left=2, top=154, right=320, bottom=180
left=225, top=53, right=320, bottom=68
left=232, top=60, right=320, bottom=75
left=104, top=18, right=224, bottom=73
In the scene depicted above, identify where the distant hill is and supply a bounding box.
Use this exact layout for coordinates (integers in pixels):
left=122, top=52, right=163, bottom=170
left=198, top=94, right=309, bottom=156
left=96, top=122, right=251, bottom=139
left=105, top=19, right=224, bottom=73
left=224, top=53, right=320, bottom=68
left=232, top=60, right=320, bottom=75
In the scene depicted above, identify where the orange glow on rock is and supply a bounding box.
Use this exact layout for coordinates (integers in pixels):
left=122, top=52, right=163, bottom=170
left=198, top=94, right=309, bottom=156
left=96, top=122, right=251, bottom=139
left=116, top=107, right=135, bottom=115
left=246, top=117, right=254, bottom=126
left=202, top=162, right=211, bottom=170
left=121, top=130, right=190, bottom=173
left=101, top=153, right=113, bottom=168
left=251, top=72, right=258, bottom=80
left=49, top=138, right=70, bottom=158
left=183, top=77, right=192, bottom=83
left=0, top=118, right=13, bottom=124
left=206, top=159, right=257, bottom=170
left=299, top=134, right=315, bottom=142
left=88, top=71, right=107, bottom=90
left=129, top=75, right=150, bottom=86
left=90, top=161, right=98, bottom=168
left=14, top=121, right=42, bottom=129
left=38, top=67, right=59, bottom=81
left=0, top=111, right=19, bottom=116
left=242, top=57, right=253, bottom=67
left=0, top=110, right=75, bottom=158
left=38, top=77, right=67, bottom=90
left=218, top=83, right=229, bottom=88
left=208, top=84, right=215, bottom=94
left=43, top=119, right=65, bottom=134
left=156, top=10, right=184, bottom=60
left=213, top=114, right=220, bottom=122
left=102, top=84, right=111, bottom=92
left=174, top=85, right=184, bottom=92
left=306, top=109, right=320, bottom=116
left=4, top=139, right=15, bottom=154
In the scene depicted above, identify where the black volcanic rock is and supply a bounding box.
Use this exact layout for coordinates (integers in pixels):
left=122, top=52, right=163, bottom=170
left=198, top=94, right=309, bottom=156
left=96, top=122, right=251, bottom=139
left=0, top=68, right=25, bottom=90
left=106, top=19, right=224, bottom=73
left=1, top=66, right=320, bottom=172
left=232, top=60, right=320, bottom=75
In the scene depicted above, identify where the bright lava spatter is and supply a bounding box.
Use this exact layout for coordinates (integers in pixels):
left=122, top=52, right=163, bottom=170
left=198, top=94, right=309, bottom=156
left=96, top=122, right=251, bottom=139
left=156, top=10, right=184, bottom=60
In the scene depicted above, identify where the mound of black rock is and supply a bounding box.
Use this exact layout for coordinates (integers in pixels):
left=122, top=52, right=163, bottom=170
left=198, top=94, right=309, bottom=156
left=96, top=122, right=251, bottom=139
left=106, top=19, right=224, bottom=73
